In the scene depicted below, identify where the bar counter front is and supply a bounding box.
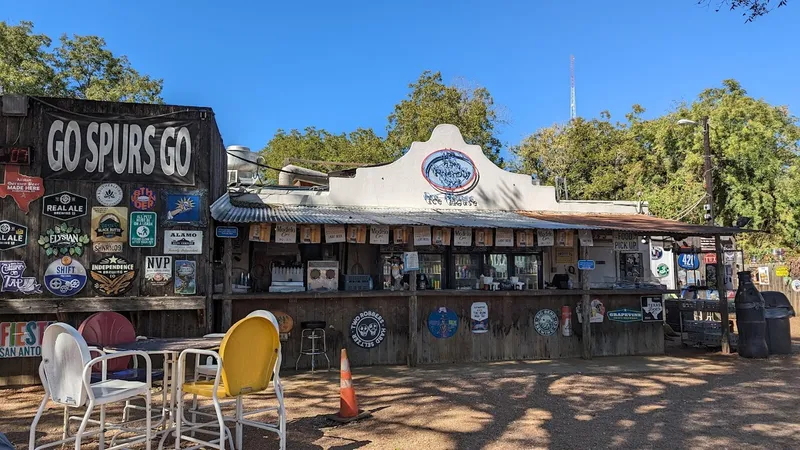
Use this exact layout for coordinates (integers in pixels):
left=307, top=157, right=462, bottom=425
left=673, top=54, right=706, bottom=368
left=217, top=289, right=666, bottom=369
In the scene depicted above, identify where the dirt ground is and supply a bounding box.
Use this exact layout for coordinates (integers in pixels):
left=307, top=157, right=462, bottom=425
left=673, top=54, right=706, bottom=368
left=5, top=319, right=800, bottom=450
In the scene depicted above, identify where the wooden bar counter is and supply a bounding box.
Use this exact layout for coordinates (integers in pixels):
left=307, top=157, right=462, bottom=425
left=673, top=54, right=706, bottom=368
left=218, top=289, right=667, bottom=370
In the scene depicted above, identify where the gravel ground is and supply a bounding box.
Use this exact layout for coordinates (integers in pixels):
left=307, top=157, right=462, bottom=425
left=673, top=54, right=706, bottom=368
left=5, top=319, right=800, bottom=450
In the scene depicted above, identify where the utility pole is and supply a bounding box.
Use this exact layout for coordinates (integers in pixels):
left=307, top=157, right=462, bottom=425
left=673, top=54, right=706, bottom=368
left=702, top=116, right=713, bottom=225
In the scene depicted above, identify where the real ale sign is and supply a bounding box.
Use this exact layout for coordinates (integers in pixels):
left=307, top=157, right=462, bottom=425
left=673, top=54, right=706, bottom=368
left=0, top=321, right=53, bottom=358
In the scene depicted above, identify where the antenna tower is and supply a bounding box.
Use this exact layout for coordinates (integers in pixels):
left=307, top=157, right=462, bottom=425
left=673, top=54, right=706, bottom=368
left=570, top=55, right=576, bottom=120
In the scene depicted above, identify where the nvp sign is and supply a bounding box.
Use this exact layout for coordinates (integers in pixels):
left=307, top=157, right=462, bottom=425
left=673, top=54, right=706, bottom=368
left=43, top=111, right=198, bottom=185
left=0, top=321, right=53, bottom=358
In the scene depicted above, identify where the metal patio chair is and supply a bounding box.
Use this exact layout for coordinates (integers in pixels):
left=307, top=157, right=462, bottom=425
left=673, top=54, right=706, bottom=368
left=29, top=322, right=154, bottom=450
left=175, top=315, right=286, bottom=449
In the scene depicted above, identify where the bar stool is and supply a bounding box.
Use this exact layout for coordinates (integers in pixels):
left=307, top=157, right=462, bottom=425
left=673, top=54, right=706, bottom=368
left=295, top=321, right=331, bottom=372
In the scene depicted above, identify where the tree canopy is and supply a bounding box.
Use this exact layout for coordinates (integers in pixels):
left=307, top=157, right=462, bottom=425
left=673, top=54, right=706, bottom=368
left=0, top=21, right=162, bottom=103
left=700, top=0, right=789, bottom=21
left=513, top=80, right=800, bottom=256
left=260, top=71, right=505, bottom=181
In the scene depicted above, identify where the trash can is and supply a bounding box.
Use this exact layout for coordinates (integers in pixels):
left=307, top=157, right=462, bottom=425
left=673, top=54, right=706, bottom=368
left=762, top=291, right=795, bottom=355
left=734, top=271, right=769, bottom=358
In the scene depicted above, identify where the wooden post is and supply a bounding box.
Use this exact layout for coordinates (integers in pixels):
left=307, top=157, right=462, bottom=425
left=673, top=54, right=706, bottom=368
left=580, top=242, right=592, bottom=359
left=406, top=231, right=419, bottom=367
left=222, top=236, right=233, bottom=331
left=716, top=235, right=730, bottom=354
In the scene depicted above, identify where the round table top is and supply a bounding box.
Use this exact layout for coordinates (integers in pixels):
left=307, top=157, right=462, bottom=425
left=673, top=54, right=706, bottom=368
left=104, top=336, right=222, bottom=353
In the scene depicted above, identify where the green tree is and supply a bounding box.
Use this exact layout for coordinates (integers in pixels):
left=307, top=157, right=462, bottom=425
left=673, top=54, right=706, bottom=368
left=513, top=79, right=800, bottom=255
left=699, top=0, right=789, bottom=22
left=260, top=127, right=396, bottom=184
left=0, top=20, right=162, bottom=103
left=387, top=71, right=506, bottom=166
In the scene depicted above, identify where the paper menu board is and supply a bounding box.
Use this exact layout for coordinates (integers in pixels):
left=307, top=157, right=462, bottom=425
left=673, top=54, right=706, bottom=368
left=347, top=225, right=367, bottom=244
left=474, top=229, right=493, bottom=247
left=432, top=227, right=451, bottom=246
left=453, top=228, right=472, bottom=246
left=537, top=229, right=554, bottom=247
left=578, top=230, right=594, bottom=247
left=495, top=229, right=514, bottom=247
left=299, top=224, right=321, bottom=244
left=325, top=225, right=346, bottom=243
left=249, top=223, right=271, bottom=242
left=370, top=225, right=390, bottom=244
left=516, top=230, right=534, bottom=247
left=555, top=230, right=574, bottom=247
left=274, top=223, right=296, bottom=243
left=414, top=226, right=432, bottom=246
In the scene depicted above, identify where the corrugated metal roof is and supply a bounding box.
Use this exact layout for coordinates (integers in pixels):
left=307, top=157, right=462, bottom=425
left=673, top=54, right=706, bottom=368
left=519, top=212, right=747, bottom=236
left=210, top=194, right=594, bottom=229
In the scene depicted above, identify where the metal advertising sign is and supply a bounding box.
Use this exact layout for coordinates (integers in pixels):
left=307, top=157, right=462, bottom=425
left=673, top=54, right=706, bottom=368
left=677, top=253, right=700, bottom=270
left=129, top=212, right=157, bottom=247
left=641, top=296, right=664, bottom=322
left=42, top=191, right=88, bottom=220
left=349, top=310, right=386, bottom=348
left=215, top=226, right=239, bottom=239
left=607, top=308, right=643, bottom=323
left=89, top=255, right=136, bottom=296
left=470, top=302, right=489, bottom=334
left=91, top=207, right=128, bottom=244
left=42, top=111, right=198, bottom=185
left=0, top=220, right=28, bottom=251
left=0, top=165, right=44, bottom=213
left=37, top=222, right=88, bottom=257
left=144, top=256, right=172, bottom=286
left=576, top=298, right=606, bottom=323
left=174, top=260, right=197, bottom=295
left=534, top=309, right=559, bottom=336
left=92, top=242, right=123, bottom=253
left=0, top=261, right=41, bottom=295
left=164, top=230, right=203, bottom=254
left=427, top=307, right=459, bottom=339
left=656, top=263, right=670, bottom=278
left=162, top=190, right=207, bottom=227
left=1, top=321, right=53, bottom=358
left=131, top=186, right=156, bottom=211
left=43, top=256, right=87, bottom=297
left=577, top=260, right=595, bottom=271
left=96, top=183, right=124, bottom=207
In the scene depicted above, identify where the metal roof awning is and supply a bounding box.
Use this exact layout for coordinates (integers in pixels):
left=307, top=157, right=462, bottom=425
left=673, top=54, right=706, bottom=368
left=210, top=194, right=594, bottom=230
left=211, top=194, right=750, bottom=236
left=519, top=212, right=748, bottom=236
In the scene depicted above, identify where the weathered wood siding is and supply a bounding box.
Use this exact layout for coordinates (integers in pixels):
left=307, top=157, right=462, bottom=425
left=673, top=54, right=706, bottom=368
left=0, top=96, right=226, bottom=385
left=230, top=291, right=664, bottom=370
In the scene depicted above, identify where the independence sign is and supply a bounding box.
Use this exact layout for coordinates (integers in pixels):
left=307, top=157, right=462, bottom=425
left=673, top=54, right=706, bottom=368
left=42, top=110, right=198, bottom=185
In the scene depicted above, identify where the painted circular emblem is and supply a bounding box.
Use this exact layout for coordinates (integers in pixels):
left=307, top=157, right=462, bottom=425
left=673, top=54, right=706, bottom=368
left=427, top=307, right=459, bottom=339
left=350, top=310, right=386, bottom=348
left=421, top=149, right=479, bottom=195
left=131, top=186, right=156, bottom=211
left=96, top=183, right=123, bottom=207
left=651, top=246, right=664, bottom=260
left=534, top=309, right=559, bottom=336
left=792, top=280, right=800, bottom=292
left=0, top=223, right=9, bottom=234
left=656, top=263, right=670, bottom=278
left=44, top=256, right=87, bottom=297
left=272, top=311, right=294, bottom=333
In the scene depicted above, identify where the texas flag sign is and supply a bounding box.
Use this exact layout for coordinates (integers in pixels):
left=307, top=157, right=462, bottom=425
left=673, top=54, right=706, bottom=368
left=0, top=166, right=44, bottom=213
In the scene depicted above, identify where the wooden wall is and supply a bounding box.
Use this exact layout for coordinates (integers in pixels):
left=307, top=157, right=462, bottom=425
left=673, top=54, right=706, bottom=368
left=231, top=291, right=664, bottom=370
left=0, top=96, right=226, bottom=384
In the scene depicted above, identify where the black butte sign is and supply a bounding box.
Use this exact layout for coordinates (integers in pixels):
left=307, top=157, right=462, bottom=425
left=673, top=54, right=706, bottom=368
left=42, top=110, right=198, bottom=185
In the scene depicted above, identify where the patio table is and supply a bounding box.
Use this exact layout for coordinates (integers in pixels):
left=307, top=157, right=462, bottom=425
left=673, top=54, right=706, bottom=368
left=105, top=336, right=222, bottom=449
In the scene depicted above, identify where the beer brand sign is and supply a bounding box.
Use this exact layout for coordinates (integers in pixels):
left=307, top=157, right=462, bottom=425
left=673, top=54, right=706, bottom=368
left=42, top=191, right=87, bottom=220
left=0, top=165, right=44, bottom=212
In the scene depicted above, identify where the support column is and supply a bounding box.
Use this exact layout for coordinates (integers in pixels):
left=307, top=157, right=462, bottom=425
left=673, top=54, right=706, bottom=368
left=406, top=231, right=418, bottom=367
left=222, top=236, right=233, bottom=331
left=580, top=242, right=592, bottom=359
left=716, top=235, right=730, bottom=354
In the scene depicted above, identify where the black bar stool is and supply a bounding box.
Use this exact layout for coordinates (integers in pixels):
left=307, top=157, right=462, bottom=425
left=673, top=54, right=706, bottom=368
left=295, top=320, right=331, bottom=372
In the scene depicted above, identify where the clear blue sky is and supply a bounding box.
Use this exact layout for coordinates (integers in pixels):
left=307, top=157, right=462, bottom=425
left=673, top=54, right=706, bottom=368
left=3, top=1, right=798, bottom=161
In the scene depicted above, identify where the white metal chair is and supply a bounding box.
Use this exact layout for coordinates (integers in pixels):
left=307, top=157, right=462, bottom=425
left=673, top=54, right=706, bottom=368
left=29, top=322, right=154, bottom=450
left=176, top=315, right=286, bottom=450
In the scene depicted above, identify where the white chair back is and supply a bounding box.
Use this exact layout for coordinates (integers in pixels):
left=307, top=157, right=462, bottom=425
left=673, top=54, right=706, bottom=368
left=40, top=323, right=92, bottom=407
left=246, top=310, right=280, bottom=334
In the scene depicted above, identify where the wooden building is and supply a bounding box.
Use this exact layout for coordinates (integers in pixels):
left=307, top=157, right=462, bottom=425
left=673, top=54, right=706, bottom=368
left=0, top=95, right=226, bottom=385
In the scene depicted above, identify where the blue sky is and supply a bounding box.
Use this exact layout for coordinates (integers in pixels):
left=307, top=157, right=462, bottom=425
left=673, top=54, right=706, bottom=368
left=3, top=1, right=798, bottom=161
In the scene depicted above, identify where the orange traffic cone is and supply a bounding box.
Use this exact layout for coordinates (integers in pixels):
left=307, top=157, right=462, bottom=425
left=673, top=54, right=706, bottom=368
left=329, top=349, right=371, bottom=423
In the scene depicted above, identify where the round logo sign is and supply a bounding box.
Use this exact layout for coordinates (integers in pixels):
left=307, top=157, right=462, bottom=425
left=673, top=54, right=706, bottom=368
left=427, top=307, right=459, bottom=339
left=272, top=311, right=294, bottom=333
left=534, top=309, right=559, bottom=336
left=44, top=256, right=87, bottom=297
left=96, top=183, right=123, bottom=207
left=792, top=280, right=800, bottom=292
left=656, top=263, right=670, bottom=278
left=421, top=149, right=479, bottom=195
left=131, top=186, right=156, bottom=211
left=651, top=246, right=664, bottom=260
left=350, top=310, right=386, bottom=348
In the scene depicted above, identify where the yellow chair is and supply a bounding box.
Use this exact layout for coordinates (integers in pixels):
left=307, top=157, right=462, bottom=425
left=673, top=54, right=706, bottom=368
left=175, top=316, right=285, bottom=450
